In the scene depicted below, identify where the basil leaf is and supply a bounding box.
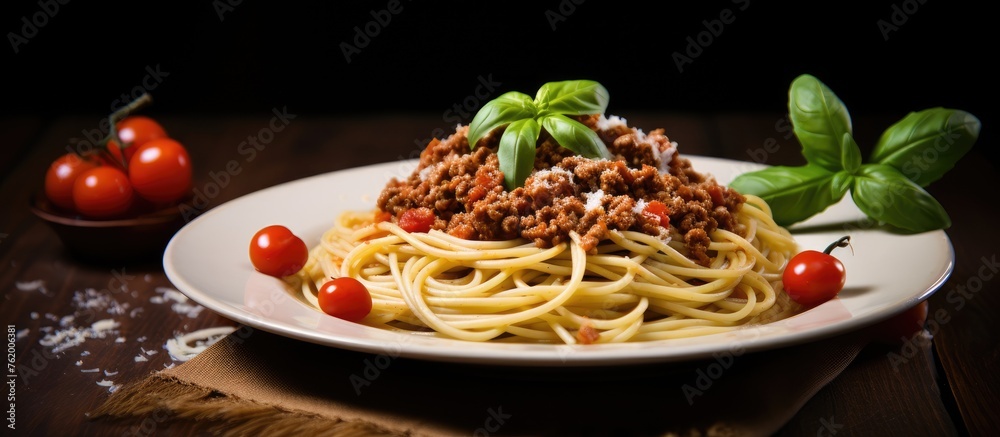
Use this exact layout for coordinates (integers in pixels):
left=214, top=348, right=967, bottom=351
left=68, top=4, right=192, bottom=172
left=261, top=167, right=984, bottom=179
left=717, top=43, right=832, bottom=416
left=789, top=74, right=854, bottom=172
left=539, top=114, right=612, bottom=159
left=841, top=132, right=862, bottom=173
left=467, top=91, right=536, bottom=150
left=869, top=108, right=980, bottom=187
left=497, top=118, right=541, bottom=190
left=729, top=165, right=850, bottom=226
left=851, top=164, right=950, bottom=232
left=535, top=80, right=610, bottom=116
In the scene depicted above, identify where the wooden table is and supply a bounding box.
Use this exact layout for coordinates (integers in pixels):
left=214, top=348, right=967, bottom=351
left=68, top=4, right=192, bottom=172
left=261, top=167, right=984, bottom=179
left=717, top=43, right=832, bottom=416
left=2, top=113, right=996, bottom=436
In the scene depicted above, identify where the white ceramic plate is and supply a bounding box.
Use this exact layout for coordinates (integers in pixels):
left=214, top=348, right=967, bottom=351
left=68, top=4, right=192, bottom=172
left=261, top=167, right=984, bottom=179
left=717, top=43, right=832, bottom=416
left=163, top=156, right=954, bottom=366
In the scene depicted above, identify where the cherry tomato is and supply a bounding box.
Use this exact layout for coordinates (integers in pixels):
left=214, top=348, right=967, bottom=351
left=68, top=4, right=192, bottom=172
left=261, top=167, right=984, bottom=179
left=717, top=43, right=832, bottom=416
left=128, top=137, right=193, bottom=204
left=871, top=300, right=929, bottom=345
left=118, top=115, right=167, bottom=148
left=249, top=225, right=308, bottom=277
left=109, top=116, right=167, bottom=166
left=783, top=236, right=850, bottom=307
left=318, top=277, right=372, bottom=322
left=45, top=153, right=99, bottom=211
left=398, top=207, right=435, bottom=233
left=72, top=166, right=135, bottom=219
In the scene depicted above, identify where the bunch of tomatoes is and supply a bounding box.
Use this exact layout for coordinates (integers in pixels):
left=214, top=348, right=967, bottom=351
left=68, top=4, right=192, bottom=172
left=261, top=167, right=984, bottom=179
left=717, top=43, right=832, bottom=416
left=44, top=114, right=193, bottom=219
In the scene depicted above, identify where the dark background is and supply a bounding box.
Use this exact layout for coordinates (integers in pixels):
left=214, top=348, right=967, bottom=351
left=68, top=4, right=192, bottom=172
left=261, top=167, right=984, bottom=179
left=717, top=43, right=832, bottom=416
left=3, top=0, right=994, bottom=163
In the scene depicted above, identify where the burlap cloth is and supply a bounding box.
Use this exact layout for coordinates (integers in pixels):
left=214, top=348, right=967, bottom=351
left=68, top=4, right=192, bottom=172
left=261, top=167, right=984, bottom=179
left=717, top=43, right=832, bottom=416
left=89, top=327, right=866, bottom=436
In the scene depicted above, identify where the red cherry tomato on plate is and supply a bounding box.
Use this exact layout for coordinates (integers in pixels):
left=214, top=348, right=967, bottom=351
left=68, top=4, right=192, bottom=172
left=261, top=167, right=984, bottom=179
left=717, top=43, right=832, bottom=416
left=45, top=153, right=99, bottom=211
left=783, top=236, right=850, bottom=307
left=318, top=277, right=372, bottom=322
left=249, top=225, right=308, bottom=277
left=128, top=137, right=193, bottom=204
left=72, top=166, right=135, bottom=219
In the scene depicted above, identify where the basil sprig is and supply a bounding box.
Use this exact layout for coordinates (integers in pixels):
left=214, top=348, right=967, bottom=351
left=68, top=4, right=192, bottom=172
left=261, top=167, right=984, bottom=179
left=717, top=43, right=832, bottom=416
left=467, top=80, right=613, bottom=190
left=730, top=74, right=980, bottom=233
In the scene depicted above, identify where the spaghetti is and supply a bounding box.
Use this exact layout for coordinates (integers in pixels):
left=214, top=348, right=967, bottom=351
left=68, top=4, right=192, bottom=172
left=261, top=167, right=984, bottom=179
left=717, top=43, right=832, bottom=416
left=292, top=116, right=800, bottom=344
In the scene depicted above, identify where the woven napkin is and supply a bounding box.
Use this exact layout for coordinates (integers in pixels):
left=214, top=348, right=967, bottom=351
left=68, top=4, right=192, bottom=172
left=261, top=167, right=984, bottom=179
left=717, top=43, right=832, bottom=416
left=90, top=327, right=866, bottom=436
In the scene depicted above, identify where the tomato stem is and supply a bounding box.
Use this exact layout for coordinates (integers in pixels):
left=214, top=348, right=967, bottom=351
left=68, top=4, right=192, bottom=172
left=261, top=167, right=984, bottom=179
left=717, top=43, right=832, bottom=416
left=823, top=236, right=851, bottom=255
left=103, top=93, right=154, bottom=169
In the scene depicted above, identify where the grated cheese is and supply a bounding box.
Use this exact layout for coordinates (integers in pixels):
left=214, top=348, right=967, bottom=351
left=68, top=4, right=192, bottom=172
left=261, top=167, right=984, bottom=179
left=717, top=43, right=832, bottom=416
left=165, top=326, right=237, bottom=362
left=15, top=279, right=47, bottom=293
left=632, top=199, right=648, bottom=215
left=96, top=379, right=120, bottom=393
left=39, top=319, right=120, bottom=354
left=584, top=189, right=605, bottom=212
left=152, top=287, right=205, bottom=318
left=658, top=141, right=678, bottom=173
left=595, top=114, right=628, bottom=131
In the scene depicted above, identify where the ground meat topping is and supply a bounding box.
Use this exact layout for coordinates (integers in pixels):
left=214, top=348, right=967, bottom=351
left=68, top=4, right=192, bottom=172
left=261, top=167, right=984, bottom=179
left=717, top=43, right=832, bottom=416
left=375, top=115, right=746, bottom=265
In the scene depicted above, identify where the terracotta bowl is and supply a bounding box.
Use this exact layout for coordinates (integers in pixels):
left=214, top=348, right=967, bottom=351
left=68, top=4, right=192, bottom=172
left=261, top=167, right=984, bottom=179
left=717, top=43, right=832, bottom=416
left=29, top=194, right=189, bottom=264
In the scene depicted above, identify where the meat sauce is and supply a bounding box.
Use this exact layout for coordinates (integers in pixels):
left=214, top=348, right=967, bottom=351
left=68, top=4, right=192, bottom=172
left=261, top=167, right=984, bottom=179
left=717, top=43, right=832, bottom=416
left=376, top=115, right=746, bottom=265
